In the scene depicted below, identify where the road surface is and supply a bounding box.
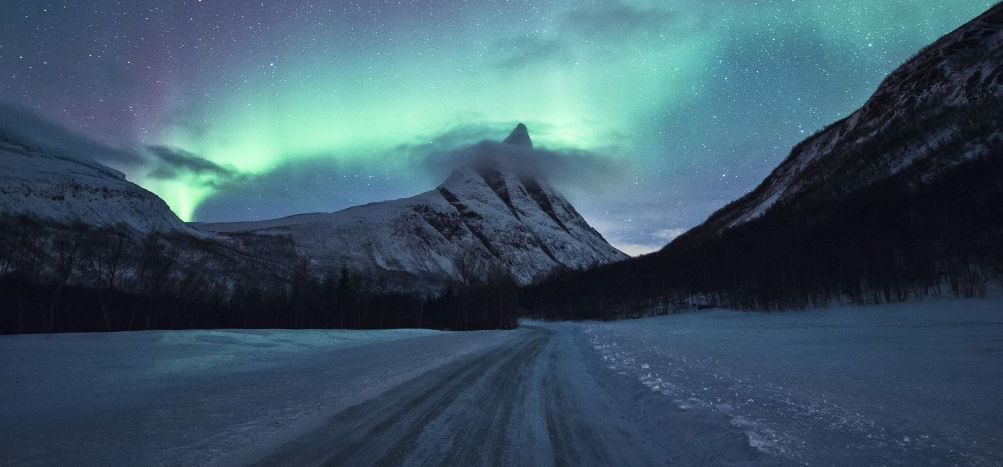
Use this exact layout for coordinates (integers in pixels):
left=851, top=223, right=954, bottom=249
left=0, top=322, right=776, bottom=466
left=5, top=299, right=1000, bottom=465
left=250, top=325, right=774, bottom=466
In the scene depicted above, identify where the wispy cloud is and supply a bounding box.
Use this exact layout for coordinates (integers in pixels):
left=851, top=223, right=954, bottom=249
left=493, top=35, right=572, bottom=70
left=564, top=3, right=678, bottom=39
left=613, top=243, right=661, bottom=257
left=0, top=101, right=141, bottom=169
left=145, top=145, right=246, bottom=187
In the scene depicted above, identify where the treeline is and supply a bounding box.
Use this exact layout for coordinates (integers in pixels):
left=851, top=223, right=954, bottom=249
left=521, top=124, right=1003, bottom=320
left=0, top=217, right=518, bottom=334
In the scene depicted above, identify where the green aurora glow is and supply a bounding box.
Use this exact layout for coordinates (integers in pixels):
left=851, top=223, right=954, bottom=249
left=2, top=0, right=994, bottom=252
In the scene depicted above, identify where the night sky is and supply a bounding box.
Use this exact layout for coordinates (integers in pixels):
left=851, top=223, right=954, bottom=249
left=1, top=1, right=993, bottom=255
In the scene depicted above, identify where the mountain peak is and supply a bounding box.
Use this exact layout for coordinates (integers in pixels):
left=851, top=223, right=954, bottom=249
left=503, top=123, right=533, bottom=148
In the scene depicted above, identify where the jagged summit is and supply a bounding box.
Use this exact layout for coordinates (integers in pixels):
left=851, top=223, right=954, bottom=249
left=502, top=123, right=533, bottom=148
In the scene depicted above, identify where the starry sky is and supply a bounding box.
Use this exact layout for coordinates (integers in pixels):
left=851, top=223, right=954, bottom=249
left=0, top=0, right=994, bottom=255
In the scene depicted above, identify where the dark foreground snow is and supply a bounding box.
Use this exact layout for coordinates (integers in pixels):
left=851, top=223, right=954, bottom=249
left=587, top=297, right=1003, bottom=465
left=0, top=328, right=508, bottom=465
left=0, top=325, right=768, bottom=466
left=1, top=297, right=1000, bottom=465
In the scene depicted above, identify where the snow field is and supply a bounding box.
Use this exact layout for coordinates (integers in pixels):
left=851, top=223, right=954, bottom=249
left=584, top=297, right=1003, bottom=465
left=0, top=327, right=513, bottom=465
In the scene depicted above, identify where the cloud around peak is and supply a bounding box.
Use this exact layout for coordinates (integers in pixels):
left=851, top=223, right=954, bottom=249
left=144, top=145, right=245, bottom=187
left=418, top=123, right=625, bottom=192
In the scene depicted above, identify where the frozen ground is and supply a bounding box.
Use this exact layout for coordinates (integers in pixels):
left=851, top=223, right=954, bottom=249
left=586, top=296, right=1003, bottom=465
left=0, top=328, right=514, bottom=465
left=1, top=297, right=1000, bottom=466
left=0, top=325, right=767, bottom=466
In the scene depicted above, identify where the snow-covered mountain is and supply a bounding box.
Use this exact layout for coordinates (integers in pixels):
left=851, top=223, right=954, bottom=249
left=198, top=124, right=626, bottom=289
left=691, top=3, right=1003, bottom=236
left=0, top=133, right=193, bottom=234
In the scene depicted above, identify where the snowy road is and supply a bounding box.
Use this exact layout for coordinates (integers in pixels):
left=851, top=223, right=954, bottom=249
left=4, top=298, right=1000, bottom=466
left=252, top=324, right=769, bottom=466
left=0, top=324, right=770, bottom=466
left=0, top=328, right=518, bottom=465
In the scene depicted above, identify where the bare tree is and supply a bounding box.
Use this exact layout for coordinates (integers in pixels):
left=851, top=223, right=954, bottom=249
left=48, top=228, right=82, bottom=332
left=454, top=249, right=492, bottom=287
left=82, top=226, right=132, bottom=331
left=138, top=234, right=176, bottom=330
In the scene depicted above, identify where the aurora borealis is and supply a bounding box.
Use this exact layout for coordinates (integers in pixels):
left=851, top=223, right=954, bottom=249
left=1, top=1, right=994, bottom=254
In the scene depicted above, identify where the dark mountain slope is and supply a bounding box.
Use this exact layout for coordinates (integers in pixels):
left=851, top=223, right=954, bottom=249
left=692, top=3, right=1003, bottom=237
left=523, top=4, right=1003, bottom=318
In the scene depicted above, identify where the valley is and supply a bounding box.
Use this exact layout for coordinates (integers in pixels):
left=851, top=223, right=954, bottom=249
left=1, top=2, right=1001, bottom=466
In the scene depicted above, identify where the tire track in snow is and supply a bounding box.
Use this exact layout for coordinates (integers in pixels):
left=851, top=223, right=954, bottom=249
left=253, top=324, right=754, bottom=466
